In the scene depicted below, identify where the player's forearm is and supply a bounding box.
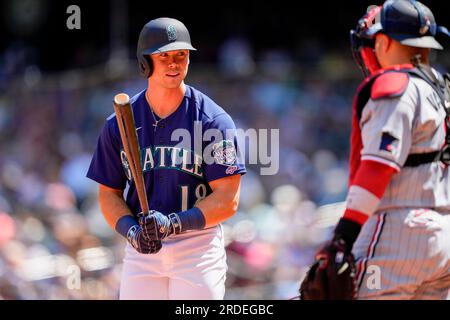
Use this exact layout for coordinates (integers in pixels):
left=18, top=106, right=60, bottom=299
left=98, top=184, right=161, bottom=254
left=343, top=160, right=397, bottom=225
left=195, top=188, right=240, bottom=228
left=335, top=159, right=397, bottom=250
left=98, top=185, right=133, bottom=230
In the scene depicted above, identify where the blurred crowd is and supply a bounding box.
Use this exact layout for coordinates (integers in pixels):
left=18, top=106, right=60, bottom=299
left=1, top=36, right=448, bottom=300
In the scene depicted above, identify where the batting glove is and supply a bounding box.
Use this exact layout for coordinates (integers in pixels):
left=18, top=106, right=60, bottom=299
left=115, top=215, right=162, bottom=254
left=126, top=224, right=162, bottom=254
left=138, top=210, right=181, bottom=241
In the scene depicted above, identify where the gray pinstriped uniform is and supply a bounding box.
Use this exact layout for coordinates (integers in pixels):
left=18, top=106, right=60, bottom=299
left=352, top=73, right=450, bottom=299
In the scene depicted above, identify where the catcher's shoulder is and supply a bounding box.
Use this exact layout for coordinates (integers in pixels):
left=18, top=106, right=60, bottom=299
left=371, top=71, right=409, bottom=101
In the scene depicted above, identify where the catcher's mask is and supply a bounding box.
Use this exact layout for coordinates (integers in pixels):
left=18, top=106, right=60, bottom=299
left=350, top=5, right=382, bottom=77
left=350, top=0, right=450, bottom=77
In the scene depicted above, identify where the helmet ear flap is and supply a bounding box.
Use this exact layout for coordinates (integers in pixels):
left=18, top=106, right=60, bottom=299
left=138, top=55, right=153, bottom=78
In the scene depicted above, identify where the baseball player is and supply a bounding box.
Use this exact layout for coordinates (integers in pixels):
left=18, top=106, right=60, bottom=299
left=86, top=17, right=246, bottom=300
left=301, top=0, right=450, bottom=299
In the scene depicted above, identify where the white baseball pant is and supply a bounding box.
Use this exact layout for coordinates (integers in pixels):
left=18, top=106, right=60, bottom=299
left=353, top=209, right=450, bottom=300
left=119, top=225, right=227, bottom=300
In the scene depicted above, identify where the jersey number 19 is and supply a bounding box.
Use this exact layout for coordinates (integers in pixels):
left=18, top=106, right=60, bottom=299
left=180, top=184, right=207, bottom=211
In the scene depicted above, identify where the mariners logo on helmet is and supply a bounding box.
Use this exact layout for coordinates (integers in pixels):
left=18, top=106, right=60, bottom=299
left=419, top=17, right=431, bottom=35
left=166, top=25, right=177, bottom=41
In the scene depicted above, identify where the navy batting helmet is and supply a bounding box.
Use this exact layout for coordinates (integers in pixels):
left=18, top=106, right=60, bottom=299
left=137, top=18, right=197, bottom=78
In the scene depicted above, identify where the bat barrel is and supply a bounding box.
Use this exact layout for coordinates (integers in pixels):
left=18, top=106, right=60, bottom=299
left=114, top=93, right=130, bottom=106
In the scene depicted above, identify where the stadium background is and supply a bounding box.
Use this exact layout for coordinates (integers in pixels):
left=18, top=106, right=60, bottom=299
left=0, top=0, right=449, bottom=299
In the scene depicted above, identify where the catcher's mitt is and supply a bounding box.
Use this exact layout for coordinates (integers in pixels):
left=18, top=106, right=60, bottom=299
left=299, top=238, right=357, bottom=300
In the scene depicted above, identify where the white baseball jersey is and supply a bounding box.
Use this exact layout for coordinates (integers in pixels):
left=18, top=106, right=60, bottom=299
left=353, top=69, right=450, bottom=300
left=359, top=74, right=450, bottom=210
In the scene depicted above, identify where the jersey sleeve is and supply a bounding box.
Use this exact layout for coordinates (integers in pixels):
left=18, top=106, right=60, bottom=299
left=86, top=119, right=127, bottom=190
left=360, top=95, right=416, bottom=171
left=203, top=113, right=246, bottom=182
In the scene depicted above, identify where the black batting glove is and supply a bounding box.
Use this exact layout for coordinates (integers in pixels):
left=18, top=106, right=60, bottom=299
left=138, top=210, right=180, bottom=241
left=126, top=224, right=162, bottom=254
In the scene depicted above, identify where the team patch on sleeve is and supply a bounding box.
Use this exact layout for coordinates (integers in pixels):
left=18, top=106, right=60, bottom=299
left=120, top=150, right=132, bottom=181
left=212, top=140, right=237, bottom=166
left=379, top=132, right=398, bottom=153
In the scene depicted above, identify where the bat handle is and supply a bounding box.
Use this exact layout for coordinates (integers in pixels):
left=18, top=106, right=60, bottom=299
left=140, top=199, right=149, bottom=215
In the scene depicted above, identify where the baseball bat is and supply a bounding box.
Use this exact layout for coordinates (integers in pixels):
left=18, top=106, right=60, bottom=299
left=113, top=93, right=149, bottom=214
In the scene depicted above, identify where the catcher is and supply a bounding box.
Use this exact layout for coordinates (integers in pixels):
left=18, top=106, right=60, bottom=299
left=300, top=0, right=450, bottom=300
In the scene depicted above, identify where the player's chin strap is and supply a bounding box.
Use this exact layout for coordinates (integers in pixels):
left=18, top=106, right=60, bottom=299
left=403, top=56, right=450, bottom=167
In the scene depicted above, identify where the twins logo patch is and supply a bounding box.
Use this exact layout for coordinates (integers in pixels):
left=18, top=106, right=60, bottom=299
left=120, top=150, right=132, bottom=181
left=379, top=132, right=398, bottom=153
left=212, top=140, right=237, bottom=166
left=166, top=25, right=177, bottom=41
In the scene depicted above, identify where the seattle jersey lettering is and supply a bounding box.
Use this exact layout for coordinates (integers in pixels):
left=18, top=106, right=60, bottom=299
left=120, top=145, right=203, bottom=180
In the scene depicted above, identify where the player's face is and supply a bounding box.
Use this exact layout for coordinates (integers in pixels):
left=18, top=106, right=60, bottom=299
left=150, top=50, right=190, bottom=88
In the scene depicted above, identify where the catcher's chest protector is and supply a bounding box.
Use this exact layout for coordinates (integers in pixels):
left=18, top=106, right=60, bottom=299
left=349, top=65, right=450, bottom=184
